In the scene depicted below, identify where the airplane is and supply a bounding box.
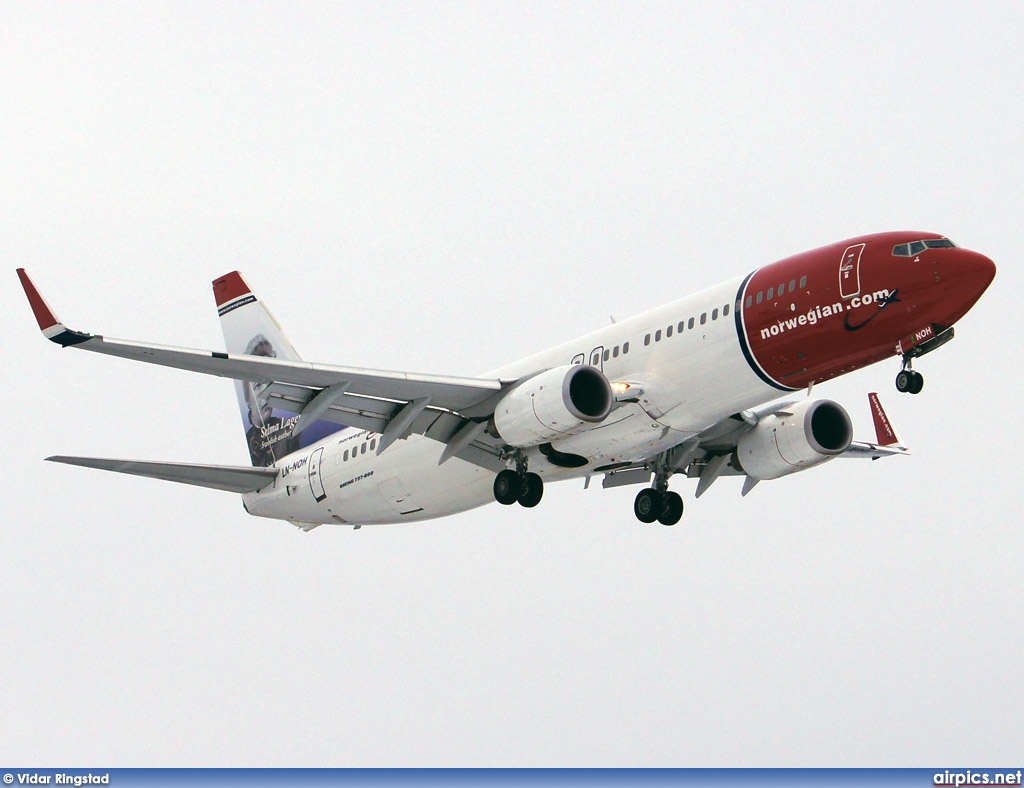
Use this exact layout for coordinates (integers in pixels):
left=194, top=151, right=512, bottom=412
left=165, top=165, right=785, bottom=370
left=17, top=230, right=995, bottom=530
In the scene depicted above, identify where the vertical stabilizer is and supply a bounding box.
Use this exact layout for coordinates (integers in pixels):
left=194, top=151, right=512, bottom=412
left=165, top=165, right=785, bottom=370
left=213, top=272, right=345, bottom=466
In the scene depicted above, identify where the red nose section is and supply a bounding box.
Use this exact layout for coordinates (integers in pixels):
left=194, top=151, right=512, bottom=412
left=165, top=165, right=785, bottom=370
left=965, top=249, right=997, bottom=292
left=941, top=249, right=996, bottom=326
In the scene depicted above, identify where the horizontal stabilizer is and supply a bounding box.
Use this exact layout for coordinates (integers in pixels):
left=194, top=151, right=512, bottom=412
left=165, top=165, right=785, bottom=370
left=46, top=456, right=278, bottom=493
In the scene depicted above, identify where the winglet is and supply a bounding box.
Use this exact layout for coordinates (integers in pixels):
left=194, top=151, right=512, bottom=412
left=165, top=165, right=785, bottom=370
left=17, top=268, right=62, bottom=332
left=868, top=392, right=902, bottom=447
left=16, top=269, right=92, bottom=346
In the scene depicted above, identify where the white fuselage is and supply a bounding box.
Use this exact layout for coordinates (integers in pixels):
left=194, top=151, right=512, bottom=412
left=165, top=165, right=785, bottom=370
left=243, top=275, right=780, bottom=526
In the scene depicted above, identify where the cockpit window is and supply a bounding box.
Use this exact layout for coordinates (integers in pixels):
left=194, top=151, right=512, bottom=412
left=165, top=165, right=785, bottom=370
left=892, top=237, right=957, bottom=256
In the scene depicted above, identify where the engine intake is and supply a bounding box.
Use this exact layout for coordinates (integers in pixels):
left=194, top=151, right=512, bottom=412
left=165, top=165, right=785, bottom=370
left=492, top=364, right=613, bottom=448
left=734, top=399, right=853, bottom=481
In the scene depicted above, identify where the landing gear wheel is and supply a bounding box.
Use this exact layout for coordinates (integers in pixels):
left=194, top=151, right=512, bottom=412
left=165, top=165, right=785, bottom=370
left=517, top=472, right=544, bottom=508
left=896, top=368, right=925, bottom=395
left=657, top=491, right=684, bottom=526
left=634, top=488, right=663, bottom=524
left=493, top=469, right=522, bottom=505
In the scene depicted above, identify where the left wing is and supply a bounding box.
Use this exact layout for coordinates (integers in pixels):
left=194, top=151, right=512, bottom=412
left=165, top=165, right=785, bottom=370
left=46, top=456, right=278, bottom=493
left=18, top=268, right=505, bottom=412
left=18, top=269, right=510, bottom=462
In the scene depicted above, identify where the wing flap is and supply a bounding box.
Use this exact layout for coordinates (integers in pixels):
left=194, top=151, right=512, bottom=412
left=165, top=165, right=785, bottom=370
left=46, top=456, right=278, bottom=493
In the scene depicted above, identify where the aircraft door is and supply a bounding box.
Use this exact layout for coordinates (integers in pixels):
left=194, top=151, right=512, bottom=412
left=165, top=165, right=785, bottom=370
left=839, top=243, right=865, bottom=299
left=308, top=447, right=327, bottom=502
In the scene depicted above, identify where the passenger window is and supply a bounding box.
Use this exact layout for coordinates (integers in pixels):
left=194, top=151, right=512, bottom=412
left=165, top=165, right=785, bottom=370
left=370, top=439, right=376, bottom=451
left=756, top=291, right=763, bottom=304
left=644, top=334, right=651, bottom=346
left=343, top=450, right=349, bottom=461
left=666, top=325, right=673, bottom=338
left=655, top=329, right=662, bottom=342
left=612, top=346, right=619, bottom=358
left=712, top=308, right=719, bottom=321
left=688, top=317, right=695, bottom=329
left=603, top=349, right=610, bottom=361
left=678, top=321, right=685, bottom=333
left=778, top=284, right=785, bottom=297
left=700, top=312, right=707, bottom=325
left=623, top=341, right=630, bottom=354
left=361, top=443, right=367, bottom=455
left=799, top=275, right=807, bottom=289
left=746, top=296, right=753, bottom=308
left=789, top=280, right=796, bottom=293
left=723, top=303, right=730, bottom=317
left=767, top=287, right=774, bottom=300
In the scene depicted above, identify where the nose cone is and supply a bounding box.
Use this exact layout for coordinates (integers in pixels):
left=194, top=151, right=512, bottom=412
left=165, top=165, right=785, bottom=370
left=941, top=248, right=996, bottom=325
left=959, top=248, right=996, bottom=299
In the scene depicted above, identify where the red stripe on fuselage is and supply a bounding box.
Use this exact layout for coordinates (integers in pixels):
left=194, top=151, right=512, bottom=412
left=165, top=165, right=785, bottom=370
left=738, top=232, right=994, bottom=389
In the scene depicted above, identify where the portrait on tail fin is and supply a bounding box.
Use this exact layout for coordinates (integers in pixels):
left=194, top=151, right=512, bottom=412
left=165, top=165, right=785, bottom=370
left=239, top=334, right=300, bottom=466
left=215, top=272, right=347, bottom=467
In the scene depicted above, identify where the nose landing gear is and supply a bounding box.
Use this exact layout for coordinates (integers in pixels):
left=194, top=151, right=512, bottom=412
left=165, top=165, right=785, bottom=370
left=895, top=325, right=956, bottom=395
left=895, top=359, right=924, bottom=395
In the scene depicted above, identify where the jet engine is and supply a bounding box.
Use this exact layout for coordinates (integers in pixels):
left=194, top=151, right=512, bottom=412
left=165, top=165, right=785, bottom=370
left=492, top=364, right=613, bottom=447
left=733, top=399, right=853, bottom=481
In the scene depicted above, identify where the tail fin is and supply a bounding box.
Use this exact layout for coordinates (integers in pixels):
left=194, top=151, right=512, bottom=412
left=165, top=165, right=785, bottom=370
left=213, top=272, right=345, bottom=466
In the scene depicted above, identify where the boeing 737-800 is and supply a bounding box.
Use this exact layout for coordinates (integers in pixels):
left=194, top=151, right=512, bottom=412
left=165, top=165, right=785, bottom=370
left=18, top=231, right=995, bottom=529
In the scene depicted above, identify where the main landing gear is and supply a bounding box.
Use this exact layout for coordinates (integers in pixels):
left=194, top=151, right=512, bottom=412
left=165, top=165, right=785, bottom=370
left=633, top=455, right=684, bottom=526
left=634, top=488, right=684, bottom=526
left=895, top=358, right=924, bottom=395
left=493, top=454, right=544, bottom=509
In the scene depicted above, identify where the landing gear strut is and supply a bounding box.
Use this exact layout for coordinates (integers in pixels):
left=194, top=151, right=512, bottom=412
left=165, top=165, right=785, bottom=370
left=895, top=358, right=924, bottom=395
left=493, top=453, right=544, bottom=508
left=895, top=325, right=954, bottom=395
left=633, top=455, right=684, bottom=526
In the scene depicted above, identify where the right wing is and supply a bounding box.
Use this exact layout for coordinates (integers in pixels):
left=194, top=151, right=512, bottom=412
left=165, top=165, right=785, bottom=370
left=18, top=269, right=511, bottom=463
left=600, top=392, right=909, bottom=497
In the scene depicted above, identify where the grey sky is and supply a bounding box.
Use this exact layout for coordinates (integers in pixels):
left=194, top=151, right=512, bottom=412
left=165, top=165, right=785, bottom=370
left=3, top=1, right=1022, bottom=766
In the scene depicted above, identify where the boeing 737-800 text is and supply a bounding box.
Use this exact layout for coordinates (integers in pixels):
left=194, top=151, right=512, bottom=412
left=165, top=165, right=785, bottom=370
left=18, top=231, right=995, bottom=529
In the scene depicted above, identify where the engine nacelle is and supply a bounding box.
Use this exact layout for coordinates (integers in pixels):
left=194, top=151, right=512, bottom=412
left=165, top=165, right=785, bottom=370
left=492, top=364, right=613, bottom=448
left=733, top=399, right=853, bottom=481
